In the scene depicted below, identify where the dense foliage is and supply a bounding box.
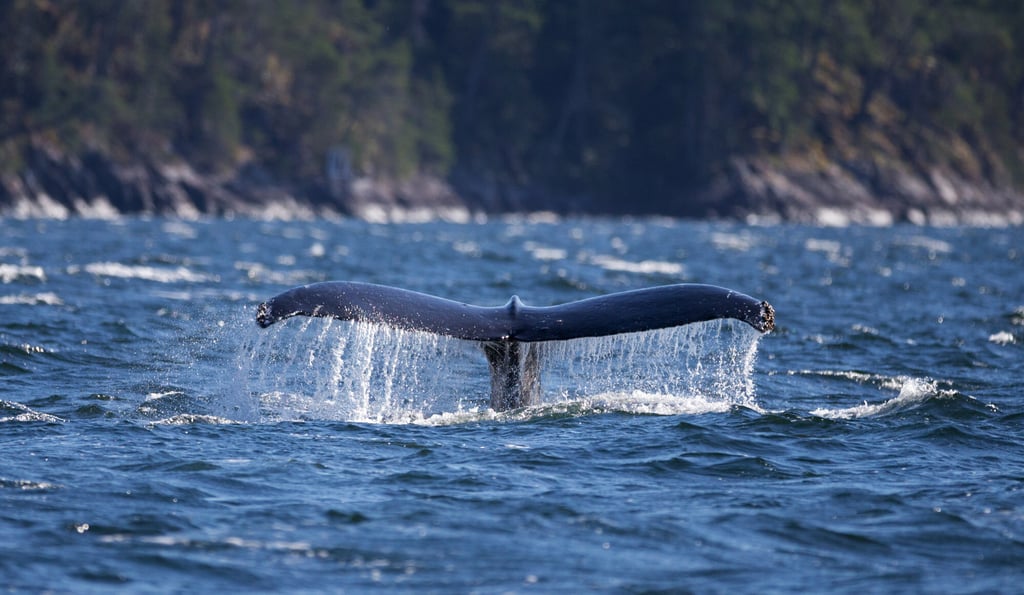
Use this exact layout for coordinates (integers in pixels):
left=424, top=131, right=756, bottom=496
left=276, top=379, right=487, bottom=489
left=3, top=0, right=1022, bottom=211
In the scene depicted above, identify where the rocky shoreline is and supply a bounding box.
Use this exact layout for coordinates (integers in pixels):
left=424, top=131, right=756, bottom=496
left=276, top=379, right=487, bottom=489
left=2, top=144, right=1021, bottom=225
left=0, top=144, right=474, bottom=223
left=696, top=156, right=1024, bottom=227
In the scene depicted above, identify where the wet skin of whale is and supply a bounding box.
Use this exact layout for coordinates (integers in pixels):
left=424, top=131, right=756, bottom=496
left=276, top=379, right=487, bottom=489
left=256, top=282, right=775, bottom=411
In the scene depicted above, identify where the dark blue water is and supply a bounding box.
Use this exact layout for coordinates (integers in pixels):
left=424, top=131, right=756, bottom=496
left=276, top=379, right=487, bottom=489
left=2, top=217, right=1022, bottom=592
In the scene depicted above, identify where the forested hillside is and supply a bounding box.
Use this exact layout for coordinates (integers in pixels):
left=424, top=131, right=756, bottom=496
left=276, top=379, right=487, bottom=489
left=2, top=0, right=1023, bottom=220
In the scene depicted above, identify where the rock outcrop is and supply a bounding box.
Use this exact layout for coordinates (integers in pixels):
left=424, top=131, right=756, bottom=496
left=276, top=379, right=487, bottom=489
left=2, top=143, right=1022, bottom=225
left=696, top=155, right=1024, bottom=226
left=0, top=143, right=471, bottom=222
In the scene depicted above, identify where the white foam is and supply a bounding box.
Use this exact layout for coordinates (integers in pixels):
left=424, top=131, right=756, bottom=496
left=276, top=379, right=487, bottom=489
left=810, top=377, right=938, bottom=419
left=451, top=241, right=481, bottom=257
left=899, top=235, right=954, bottom=255
left=149, top=414, right=241, bottom=426
left=233, top=261, right=319, bottom=285
left=1, top=342, right=49, bottom=354
left=788, top=369, right=876, bottom=383
left=161, top=221, right=199, bottom=239
left=804, top=238, right=848, bottom=262
left=524, top=211, right=562, bottom=224
left=589, top=255, right=684, bottom=276
left=0, top=264, right=46, bottom=284
left=710, top=232, right=756, bottom=252
left=988, top=331, right=1016, bottom=345
left=72, top=262, right=217, bottom=283
left=0, top=400, right=65, bottom=424
left=144, top=390, right=186, bottom=402
left=524, top=242, right=568, bottom=261
left=573, top=390, right=753, bottom=415
left=0, top=412, right=65, bottom=423
left=408, top=390, right=754, bottom=426
left=0, top=478, right=61, bottom=490
left=0, top=292, right=63, bottom=305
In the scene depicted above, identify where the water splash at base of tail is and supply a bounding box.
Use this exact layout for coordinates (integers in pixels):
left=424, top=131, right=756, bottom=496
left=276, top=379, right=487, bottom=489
left=229, top=317, right=765, bottom=424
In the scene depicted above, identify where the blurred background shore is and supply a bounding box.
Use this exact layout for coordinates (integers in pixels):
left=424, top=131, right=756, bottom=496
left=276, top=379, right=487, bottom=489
left=2, top=1, right=1022, bottom=224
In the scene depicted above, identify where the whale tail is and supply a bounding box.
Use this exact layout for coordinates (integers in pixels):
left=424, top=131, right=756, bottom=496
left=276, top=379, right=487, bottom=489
left=256, top=282, right=774, bottom=410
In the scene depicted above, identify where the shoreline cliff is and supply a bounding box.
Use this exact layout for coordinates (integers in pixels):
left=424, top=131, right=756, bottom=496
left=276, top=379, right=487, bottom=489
left=2, top=143, right=1021, bottom=226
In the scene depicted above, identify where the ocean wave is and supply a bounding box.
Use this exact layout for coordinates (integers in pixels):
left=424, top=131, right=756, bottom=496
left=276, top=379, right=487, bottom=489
left=430, top=394, right=727, bottom=425
left=787, top=369, right=877, bottom=383
left=710, top=231, right=758, bottom=252
left=988, top=331, right=1016, bottom=345
left=589, top=255, right=684, bottom=276
left=451, top=240, right=481, bottom=257
left=149, top=414, right=242, bottom=426
left=0, top=400, right=65, bottom=424
left=804, top=238, right=850, bottom=266
left=558, top=391, right=760, bottom=416
left=0, top=478, right=61, bottom=491
left=368, top=392, right=759, bottom=426
left=0, top=292, right=63, bottom=306
left=1, top=342, right=53, bottom=356
left=69, top=262, right=217, bottom=283
left=809, top=377, right=947, bottom=419
left=160, top=221, right=199, bottom=239
left=523, top=242, right=568, bottom=262
left=246, top=388, right=760, bottom=426
left=234, top=261, right=322, bottom=285
left=136, top=390, right=196, bottom=418
left=897, top=235, right=954, bottom=255
left=0, top=263, right=46, bottom=284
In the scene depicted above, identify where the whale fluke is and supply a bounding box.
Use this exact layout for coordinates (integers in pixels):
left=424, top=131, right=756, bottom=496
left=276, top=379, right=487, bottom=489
left=255, top=282, right=774, bottom=410
left=256, top=282, right=774, bottom=337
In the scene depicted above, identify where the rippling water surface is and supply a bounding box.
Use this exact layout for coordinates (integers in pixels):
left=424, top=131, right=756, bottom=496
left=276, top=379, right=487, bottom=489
left=1, top=217, right=1022, bottom=592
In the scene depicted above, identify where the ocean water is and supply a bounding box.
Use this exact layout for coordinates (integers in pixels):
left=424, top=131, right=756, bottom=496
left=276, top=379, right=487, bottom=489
left=1, top=217, right=1022, bottom=592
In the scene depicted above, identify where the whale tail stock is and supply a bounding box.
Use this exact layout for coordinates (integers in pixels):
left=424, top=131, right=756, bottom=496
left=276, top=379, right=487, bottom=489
left=255, top=282, right=774, bottom=411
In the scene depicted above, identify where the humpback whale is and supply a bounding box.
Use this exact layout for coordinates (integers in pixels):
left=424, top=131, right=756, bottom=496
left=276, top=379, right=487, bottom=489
left=256, top=282, right=774, bottom=411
